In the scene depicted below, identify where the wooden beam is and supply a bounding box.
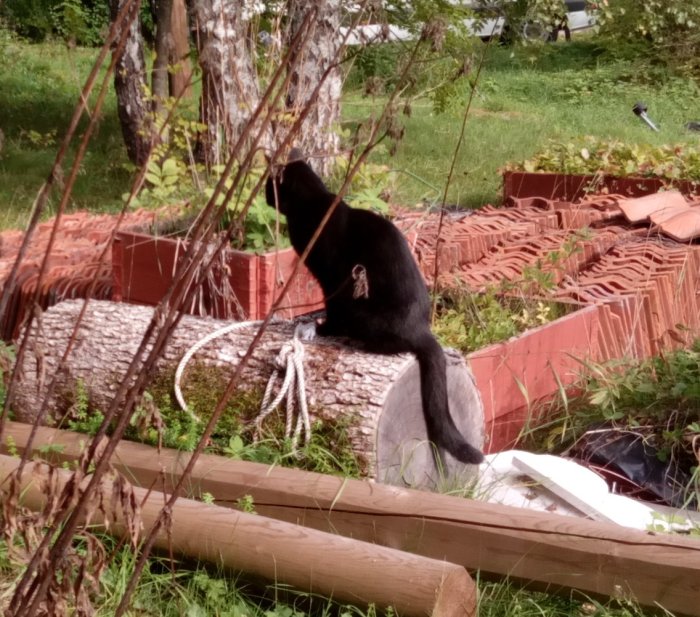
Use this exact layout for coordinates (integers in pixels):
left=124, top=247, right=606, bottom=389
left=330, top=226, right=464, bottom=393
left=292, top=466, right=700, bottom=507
left=5, top=421, right=700, bottom=616
left=0, top=453, right=475, bottom=617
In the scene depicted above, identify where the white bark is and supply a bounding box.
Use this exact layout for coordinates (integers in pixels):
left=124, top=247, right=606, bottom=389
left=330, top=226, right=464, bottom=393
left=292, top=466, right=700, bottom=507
left=195, top=0, right=270, bottom=166
left=284, top=0, right=343, bottom=177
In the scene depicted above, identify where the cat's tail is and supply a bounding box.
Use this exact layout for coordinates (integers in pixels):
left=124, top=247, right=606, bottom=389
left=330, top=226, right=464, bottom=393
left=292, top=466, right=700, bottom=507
left=413, top=334, right=485, bottom=466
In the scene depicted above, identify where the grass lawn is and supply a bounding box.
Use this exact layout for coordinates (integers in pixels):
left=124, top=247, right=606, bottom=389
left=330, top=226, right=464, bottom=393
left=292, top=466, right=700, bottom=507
left=2, top=32, right=700, bottom=230
left=345, top=37, right=699, bottom=207
left=0, top=35, right=131, bottom=229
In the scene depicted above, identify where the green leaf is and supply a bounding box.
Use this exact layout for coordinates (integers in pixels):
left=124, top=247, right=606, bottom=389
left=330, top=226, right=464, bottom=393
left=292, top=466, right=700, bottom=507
left=161, top=157, right=179, bottom=176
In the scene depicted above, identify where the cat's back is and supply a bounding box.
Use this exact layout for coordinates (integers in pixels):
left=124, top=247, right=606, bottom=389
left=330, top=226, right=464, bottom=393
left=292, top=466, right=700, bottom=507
left=347, top=208, right=415, bottom=260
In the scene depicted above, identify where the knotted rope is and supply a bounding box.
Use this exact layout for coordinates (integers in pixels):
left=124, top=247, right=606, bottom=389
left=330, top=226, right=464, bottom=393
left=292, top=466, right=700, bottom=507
left=174, top=320, right=312, bottom=452
left=253, top=323, right=312, bottom=452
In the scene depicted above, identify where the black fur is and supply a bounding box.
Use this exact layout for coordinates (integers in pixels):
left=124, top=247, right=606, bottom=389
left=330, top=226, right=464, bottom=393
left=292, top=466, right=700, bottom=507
left=266, top=155, right=484, bottom=466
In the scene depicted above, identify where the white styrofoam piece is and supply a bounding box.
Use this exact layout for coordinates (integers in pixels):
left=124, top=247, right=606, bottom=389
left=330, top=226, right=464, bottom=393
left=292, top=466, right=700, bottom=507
left=510, top=451, right=654, bottom=526
left=475, top=450, right=584, bottom=518
left=476, top=450, right=698, bottom=532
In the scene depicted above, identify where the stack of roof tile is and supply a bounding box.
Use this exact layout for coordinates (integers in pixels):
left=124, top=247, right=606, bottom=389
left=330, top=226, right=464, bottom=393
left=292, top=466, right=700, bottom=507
left=392, top=205, right=555, bottom=282
left=399, top=190, right=700, bottom=361
left=556, top=238, right=700, bottom=359
left=0, top=209, right=169, bottom=339
left=615, top=189, right=700, bottom=242
left=443, top=226, right=637, bottom=292
left=3, top=189, right=699, bottom=363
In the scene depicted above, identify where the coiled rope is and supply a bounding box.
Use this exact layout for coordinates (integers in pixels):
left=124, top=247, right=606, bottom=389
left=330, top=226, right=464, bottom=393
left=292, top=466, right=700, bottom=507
left=174, top=320, right=312, bottom=452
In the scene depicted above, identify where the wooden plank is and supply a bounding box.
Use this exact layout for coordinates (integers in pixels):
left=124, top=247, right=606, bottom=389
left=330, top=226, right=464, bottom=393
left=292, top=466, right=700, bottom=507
left=0, top=453, right=475, bottom=617
left=4, top=421, right=700, bottom=615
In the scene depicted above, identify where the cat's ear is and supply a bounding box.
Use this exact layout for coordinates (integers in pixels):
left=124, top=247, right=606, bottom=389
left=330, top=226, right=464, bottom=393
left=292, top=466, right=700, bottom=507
left=288, top=147, right=305, bottom=163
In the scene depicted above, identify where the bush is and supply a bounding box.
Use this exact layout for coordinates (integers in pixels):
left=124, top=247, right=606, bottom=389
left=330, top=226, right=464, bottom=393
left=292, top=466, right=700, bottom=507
left=596, top=0, right=700, bottom=75
left=1, top=0, right=56, bottom=41
left=507, top=136, right=700, bottom=181
left=2, top=0, right=111, bottom=46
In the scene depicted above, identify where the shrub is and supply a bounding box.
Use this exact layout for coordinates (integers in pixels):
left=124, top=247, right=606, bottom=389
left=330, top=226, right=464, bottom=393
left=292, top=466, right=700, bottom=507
left=596, top=0, right=700, bottom=75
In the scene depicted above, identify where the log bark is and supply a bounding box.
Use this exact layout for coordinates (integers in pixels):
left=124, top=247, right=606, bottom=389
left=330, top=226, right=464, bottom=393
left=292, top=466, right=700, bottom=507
left=0, top=453, right=476, bottom=617
left=14, top=300, right=483, bottom=489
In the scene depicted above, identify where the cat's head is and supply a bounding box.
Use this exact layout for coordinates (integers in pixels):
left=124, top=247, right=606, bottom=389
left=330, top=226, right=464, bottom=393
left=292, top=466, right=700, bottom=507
left=265, top=149, right=329, bottom=215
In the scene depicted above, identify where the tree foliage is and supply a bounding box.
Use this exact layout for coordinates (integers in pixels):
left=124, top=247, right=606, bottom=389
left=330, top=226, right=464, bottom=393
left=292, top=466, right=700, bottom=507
left=0, top=0, right=155, bottom=46
left=1, top=0, right=109, bottom=45
left=596, top=0, right=700, bottom=74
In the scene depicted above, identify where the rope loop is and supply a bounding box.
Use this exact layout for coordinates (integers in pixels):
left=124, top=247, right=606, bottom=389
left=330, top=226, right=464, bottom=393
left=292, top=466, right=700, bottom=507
left=174, top=320, right=312, bottom=453
left=254, top=324, right=311, bottom=453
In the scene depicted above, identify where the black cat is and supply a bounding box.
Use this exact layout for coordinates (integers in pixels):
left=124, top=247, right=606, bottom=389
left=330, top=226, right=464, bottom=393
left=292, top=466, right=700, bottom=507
left=265, top=151, right=484, bottom=466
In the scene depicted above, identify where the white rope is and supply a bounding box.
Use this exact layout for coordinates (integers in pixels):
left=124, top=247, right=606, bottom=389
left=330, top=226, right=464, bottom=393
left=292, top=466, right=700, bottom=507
left=254, top=323, right=311, bottom=452
left=174, top=320, right=261, bottom=421
left=174, top=320, right=312, bottom=453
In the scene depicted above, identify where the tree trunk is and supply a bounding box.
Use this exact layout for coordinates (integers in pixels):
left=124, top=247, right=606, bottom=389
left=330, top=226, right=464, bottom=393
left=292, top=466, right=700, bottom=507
left=169, top=0, right=193, bottom=99
left=284, top=0, right=342, bottom=177
left=153, top=0, right=193, bottom=104
left=14, top=300, right=484, bottom=489
left=194, top=0, right=268, bottom=167
left=110, top=0, right=152, bottom=166
left=152, top=0, right=172, bottom=104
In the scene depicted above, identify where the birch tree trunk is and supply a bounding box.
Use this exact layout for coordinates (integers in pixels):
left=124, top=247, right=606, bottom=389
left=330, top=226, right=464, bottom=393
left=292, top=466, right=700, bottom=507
left=284, top=0, right=342, bottom=177
left=110, top=0, right=152, bottom=166
left=14, top=300, right=484, bottom=490
left=194, top=0, right=269, bottom=167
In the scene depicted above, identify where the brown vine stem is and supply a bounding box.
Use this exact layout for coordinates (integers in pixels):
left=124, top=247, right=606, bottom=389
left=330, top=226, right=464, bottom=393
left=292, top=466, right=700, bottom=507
left=9, top=70, right=197, bottom=499
left=11, top=11, right=323, bottom=617
left=111, top=8, right=380, bottom=616
left=3, top=12, right=147, bottom=617
left=5, top=47, right=137, bottom=617
left=430, top=32, right=494, bottom=321
left=1, top=23, right=132, bottom=439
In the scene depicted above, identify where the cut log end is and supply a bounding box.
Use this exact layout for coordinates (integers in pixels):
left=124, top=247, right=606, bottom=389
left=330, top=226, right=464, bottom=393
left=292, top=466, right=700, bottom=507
left=433, top=566, right=478, bottom=617
left=378, top=349, right=484, bottom=490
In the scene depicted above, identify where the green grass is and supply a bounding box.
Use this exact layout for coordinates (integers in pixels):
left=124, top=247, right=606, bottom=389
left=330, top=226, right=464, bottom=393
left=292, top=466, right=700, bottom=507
left=0, top=534, right=667, bottom=617
left=0, top=33, right=130, bottom=229
left=346, top=37, right=700, bottom=207
left=2, top=34, right=700, bottom=230
left=523, top=344, right=700, bottom=504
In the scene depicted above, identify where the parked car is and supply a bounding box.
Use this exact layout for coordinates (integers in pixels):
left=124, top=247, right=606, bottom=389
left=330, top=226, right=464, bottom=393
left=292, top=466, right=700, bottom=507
left=469, top=0, right=597, bottom=42
left=341, top=1, right=597, bottom=46
left=521, top=1, right=597, bottom=41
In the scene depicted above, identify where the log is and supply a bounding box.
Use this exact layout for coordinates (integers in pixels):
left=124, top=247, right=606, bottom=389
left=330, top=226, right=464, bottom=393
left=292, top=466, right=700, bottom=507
left=13, top=299, right=484, bottom=489
left=0, top=453, right=476, bottom=617
left=5, top=421, right=700, bottom=617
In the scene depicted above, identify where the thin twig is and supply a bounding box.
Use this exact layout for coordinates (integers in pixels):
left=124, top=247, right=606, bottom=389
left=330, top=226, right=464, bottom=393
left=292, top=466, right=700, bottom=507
left=430, top=34, right=494, bottom=320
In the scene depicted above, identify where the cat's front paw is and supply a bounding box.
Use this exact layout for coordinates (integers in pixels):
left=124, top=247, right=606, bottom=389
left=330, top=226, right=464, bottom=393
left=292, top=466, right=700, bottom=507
left=294, top=321, right=318, bottom=342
